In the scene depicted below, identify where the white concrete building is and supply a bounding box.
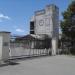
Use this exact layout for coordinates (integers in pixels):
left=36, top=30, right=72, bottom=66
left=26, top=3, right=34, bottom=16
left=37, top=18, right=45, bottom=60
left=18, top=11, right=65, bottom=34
left=30, top=4, right=59, bottom=55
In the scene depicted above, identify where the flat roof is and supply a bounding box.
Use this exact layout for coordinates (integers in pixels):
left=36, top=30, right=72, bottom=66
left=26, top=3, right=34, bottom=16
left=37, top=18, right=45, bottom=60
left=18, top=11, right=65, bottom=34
left=0, top=31, right=10, bottom=33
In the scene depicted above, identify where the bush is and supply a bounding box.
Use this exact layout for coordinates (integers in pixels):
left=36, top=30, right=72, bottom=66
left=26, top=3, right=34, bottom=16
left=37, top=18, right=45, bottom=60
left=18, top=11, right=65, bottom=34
left=70, top=48, right=75, bottom=55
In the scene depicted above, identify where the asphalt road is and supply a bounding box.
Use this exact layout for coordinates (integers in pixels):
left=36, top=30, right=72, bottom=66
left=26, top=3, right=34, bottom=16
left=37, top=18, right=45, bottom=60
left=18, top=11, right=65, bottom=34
left=0, top=55, right=75, bottom=75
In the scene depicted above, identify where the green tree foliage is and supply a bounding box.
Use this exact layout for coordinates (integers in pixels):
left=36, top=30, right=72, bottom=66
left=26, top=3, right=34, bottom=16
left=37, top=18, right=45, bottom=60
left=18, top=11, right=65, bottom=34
left=61, top=1, right=75, bottom=54
left=61, top=1, right=75, bottom=38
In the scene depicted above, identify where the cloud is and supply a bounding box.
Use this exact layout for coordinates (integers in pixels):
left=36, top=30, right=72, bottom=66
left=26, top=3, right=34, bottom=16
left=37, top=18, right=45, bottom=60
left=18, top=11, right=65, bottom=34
left=16, top=28, right=25, bottom=33
left=0, top=13, right=10, bottom=22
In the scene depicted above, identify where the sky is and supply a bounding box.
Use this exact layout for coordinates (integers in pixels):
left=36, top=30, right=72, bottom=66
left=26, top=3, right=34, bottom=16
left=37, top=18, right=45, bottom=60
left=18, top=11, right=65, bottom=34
left=0, top=0, right=73, bottom=35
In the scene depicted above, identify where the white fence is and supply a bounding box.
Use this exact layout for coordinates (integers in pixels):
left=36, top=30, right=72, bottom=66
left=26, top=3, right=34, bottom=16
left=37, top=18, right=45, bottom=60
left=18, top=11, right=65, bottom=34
left=9, top=43, right=51, bottom=59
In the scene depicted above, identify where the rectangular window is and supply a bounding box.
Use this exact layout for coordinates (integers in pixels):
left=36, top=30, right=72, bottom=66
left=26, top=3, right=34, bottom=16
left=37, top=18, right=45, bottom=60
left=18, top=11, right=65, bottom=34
left=30, top=31, right=34, bottom=34
left=30, top=21, right=34, bottom=30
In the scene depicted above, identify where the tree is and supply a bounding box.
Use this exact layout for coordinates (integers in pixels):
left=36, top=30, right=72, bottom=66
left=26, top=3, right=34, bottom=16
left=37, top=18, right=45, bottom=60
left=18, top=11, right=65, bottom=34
left=61, top=1, right=75, bottom=54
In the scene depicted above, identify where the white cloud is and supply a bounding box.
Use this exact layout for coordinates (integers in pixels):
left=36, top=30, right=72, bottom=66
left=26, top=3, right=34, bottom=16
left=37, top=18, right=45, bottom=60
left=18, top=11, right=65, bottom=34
left=0, top=13, right=10, bottom=22
left=16, top=28, right=25, bottom=33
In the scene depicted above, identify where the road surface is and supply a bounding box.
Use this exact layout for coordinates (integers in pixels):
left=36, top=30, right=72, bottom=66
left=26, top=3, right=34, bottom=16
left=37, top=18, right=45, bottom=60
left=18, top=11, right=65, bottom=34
left=0, top=55, right=75, bottom=75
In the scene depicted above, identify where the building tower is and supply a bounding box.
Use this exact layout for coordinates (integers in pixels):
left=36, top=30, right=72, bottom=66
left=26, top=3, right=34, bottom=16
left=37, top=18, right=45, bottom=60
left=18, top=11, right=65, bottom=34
left=30, top=4, right=59, bottom=55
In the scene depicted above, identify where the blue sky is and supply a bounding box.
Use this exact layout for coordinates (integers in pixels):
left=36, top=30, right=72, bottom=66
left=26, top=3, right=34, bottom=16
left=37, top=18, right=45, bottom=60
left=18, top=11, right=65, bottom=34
left=0, top=0, right=73, bottom=35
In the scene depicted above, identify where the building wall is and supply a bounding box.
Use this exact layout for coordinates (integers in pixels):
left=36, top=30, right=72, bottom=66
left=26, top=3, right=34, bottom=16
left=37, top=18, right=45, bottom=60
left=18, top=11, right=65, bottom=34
left=35, top=12, right=45, bottom=35
left=30, top=4, right=59, bottom=38
left=0, top=36, right=2, bottom=60
left=2, top=33, right=10, bottom=60
left=0, top=32, right=10, bottom=61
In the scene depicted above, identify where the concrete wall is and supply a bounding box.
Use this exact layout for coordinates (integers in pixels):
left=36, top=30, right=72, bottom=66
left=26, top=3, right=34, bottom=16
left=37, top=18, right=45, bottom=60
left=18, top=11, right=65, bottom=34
left=0, top=32, right=10, bottom=61
left=0, top=36, right=3, bottom=60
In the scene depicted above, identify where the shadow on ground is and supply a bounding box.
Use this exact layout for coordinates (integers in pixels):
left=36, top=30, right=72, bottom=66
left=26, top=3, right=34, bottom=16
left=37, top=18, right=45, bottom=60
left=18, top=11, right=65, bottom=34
left=0, top=55, right=51, bottom=67
left=10, top=55, right=51, bottom=62
left=0, top=61, right=20, bottom=67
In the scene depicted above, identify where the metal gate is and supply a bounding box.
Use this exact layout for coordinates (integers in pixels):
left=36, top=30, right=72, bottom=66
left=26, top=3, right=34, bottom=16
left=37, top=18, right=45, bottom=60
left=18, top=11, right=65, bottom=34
left=9, top=42, right=51, bottom=59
